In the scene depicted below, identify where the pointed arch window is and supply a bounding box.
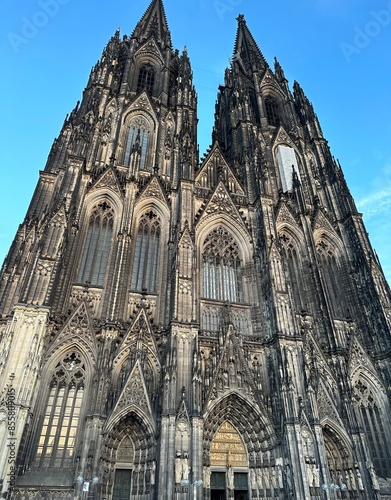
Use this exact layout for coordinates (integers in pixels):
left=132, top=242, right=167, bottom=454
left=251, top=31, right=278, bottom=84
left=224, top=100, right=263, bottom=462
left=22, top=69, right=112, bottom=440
left=131, top=211, right=161, bottom=293
left=353, top=379, right=391, bottom=478
left=34, top=352, right=85, bottom=468
left=77, top=201, right=114, bottom=286
left=124, top=116, right=151, bottom=171
left=137, top=64, right=155, bottom=95
left=316, top=239, right=346, bottom=318
left=280, top=233, right=307, bottom=312
left=202, top=227, right=243, bottom=303
left=265, top=97, right=280, bottom=127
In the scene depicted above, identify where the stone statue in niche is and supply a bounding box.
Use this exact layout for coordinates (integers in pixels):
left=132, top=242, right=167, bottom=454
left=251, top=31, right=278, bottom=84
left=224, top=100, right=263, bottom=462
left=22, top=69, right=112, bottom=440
left=366, top=461, right=379, bottom=490
left=150, top=461, right=156, bottom=485
left=227, top=467, right=234, bottom=490
left=182, top=452, right=189, bottom=481
left=312, top=463, right=320, bottom=488
left=250, top=468, right=257, bottom=490
left=175, top=451, right=182, bottom=484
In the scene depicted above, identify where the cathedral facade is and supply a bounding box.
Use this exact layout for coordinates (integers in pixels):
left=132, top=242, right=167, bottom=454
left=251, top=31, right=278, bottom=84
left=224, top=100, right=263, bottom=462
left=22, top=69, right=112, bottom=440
left=1, top=1, right=391, bottom=498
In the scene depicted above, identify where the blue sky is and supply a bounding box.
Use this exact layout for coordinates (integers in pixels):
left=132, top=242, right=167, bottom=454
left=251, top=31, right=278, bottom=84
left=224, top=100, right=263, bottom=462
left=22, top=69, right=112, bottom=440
left=1, top=0, right=391, bottom=283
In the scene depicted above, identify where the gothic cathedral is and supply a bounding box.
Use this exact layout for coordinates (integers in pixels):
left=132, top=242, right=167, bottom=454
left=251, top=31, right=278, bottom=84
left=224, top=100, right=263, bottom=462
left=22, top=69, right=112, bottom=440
left=1, top=1, right=391, bottom=499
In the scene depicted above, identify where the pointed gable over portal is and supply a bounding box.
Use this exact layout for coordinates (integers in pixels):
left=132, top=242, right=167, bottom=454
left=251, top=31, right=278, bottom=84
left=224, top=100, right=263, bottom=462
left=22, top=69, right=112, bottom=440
left=198, top=181, right=249, bottom=231
left=109, top=358, right=155, bottom=430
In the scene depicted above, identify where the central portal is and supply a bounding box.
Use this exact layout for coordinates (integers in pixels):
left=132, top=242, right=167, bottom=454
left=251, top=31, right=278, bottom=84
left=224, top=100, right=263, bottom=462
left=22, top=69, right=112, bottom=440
left=209, top=422, right=249, bottom=499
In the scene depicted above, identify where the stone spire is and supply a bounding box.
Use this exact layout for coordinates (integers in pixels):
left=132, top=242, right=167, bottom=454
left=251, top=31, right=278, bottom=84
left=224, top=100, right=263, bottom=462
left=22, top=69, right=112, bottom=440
left=232, top=13, right=269, bottom=74
left=132, top=0, right=172, bottom=49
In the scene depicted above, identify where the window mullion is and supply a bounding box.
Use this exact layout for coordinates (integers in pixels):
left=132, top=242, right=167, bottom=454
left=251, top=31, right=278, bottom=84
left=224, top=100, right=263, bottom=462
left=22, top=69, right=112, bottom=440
left=48, top=385, right=67, bottom=467
left=37, top=386, right=56, bottom=467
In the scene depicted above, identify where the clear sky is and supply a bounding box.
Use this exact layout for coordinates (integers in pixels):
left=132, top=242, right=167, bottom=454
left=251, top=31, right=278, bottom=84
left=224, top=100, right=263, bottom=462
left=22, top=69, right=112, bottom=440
left=1, top=0, right=391, bottom=283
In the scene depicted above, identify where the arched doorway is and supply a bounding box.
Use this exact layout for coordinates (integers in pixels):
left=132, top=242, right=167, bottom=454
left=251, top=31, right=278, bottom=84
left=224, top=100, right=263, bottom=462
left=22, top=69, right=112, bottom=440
left=203, top=393, right=276, bottom=499
left=112, top=436, right=134, bottom=500
left=209, top=422, right=249, bottom=500
left=101, top=412, right=156, bottom=499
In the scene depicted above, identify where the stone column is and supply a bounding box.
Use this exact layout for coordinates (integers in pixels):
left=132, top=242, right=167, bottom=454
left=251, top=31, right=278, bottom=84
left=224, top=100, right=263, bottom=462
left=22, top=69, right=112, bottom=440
left=0, top=305, right=49, bottom=497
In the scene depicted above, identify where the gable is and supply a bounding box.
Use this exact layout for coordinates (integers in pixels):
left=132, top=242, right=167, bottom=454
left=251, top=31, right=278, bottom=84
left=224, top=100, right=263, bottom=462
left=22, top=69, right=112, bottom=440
left=45, top=301, right=97, bottom=363
left=196, top=145, right=244, bottom=195
left=89, top=167, right=123, bottom=198
left=196, top=181, right=249, bottom=233
left=137, top=175, right=169, bottom=207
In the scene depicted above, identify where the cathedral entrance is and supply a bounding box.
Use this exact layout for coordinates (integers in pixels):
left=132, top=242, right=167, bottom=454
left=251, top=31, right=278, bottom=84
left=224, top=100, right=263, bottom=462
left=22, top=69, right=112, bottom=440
left=112, top=436, right=133, bottom=499
left=101, top=412, right=156, bottom=499
left=211, top=491, right=226, bottom=500
left=208, top=422, right=249, bottom=500
left=210, top=471, right=249, bottom=499
left=211, top=471, right=226, bottom=499
left=112, top=469, right=132, bottom=499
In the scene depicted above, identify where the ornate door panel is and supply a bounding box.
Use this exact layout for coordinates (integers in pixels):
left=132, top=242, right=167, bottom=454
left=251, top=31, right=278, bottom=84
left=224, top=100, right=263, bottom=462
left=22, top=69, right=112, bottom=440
left=112, top=469, right=132, bottom=500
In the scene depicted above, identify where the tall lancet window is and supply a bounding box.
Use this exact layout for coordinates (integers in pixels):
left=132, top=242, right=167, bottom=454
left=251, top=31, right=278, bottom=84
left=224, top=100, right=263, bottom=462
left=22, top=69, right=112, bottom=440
left=137, top=64, right=155, bottom=95
left=202, top=227, right=243, bottom=303
left=124, top=117, right=151, bottom=172
left=131, top=211, right=161, bottom=293
left=280, top=233, right=307, bottom=312
left=353, top=379, right=391, bottom=478
left=77, top=202, right=114, bottom=287
left=265, top=97, right=280, bottom=127
left=316, top=238, right=346, bottom=317
left=34, top=352, right=85, bottom=468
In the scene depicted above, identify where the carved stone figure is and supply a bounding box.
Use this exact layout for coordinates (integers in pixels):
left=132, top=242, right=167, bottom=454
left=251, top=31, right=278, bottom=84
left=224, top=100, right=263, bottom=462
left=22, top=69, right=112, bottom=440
left=367, top=461, right=380, bottom=490
left=227, top=467, right=234, bottom=490
left=175, top=453, right=182, bottom=484
left=312, top=464, right=320, bottom=488
left=250, top=468, right=257, bottom=490
left=182, top=453, right=189, bottom=481
left=277, top=464, right=283, bottom=489
left=355, top=467, right=363, bottom=491
left=203, top=466, right=211, bottom=489
left=150, top=461, right=156, bottom=485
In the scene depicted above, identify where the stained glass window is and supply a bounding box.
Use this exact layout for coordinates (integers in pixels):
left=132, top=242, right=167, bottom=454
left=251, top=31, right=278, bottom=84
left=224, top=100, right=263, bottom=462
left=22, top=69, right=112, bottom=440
left=124, top=117, right=151, bottom=171
left=354, top=379, right=391, bottom=478
left=316, top=239, right=346, bottom=318
left=137, top=65, right=155, bottom=95
left=34, top=352, right=85, bottom=468
left=77, top=202, right=114, bottom=286
left=265, top=97, right=279, bottom=127
left=202, top=227, right=243, bottom=303
left=131, top=211, right=161, bottom=293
